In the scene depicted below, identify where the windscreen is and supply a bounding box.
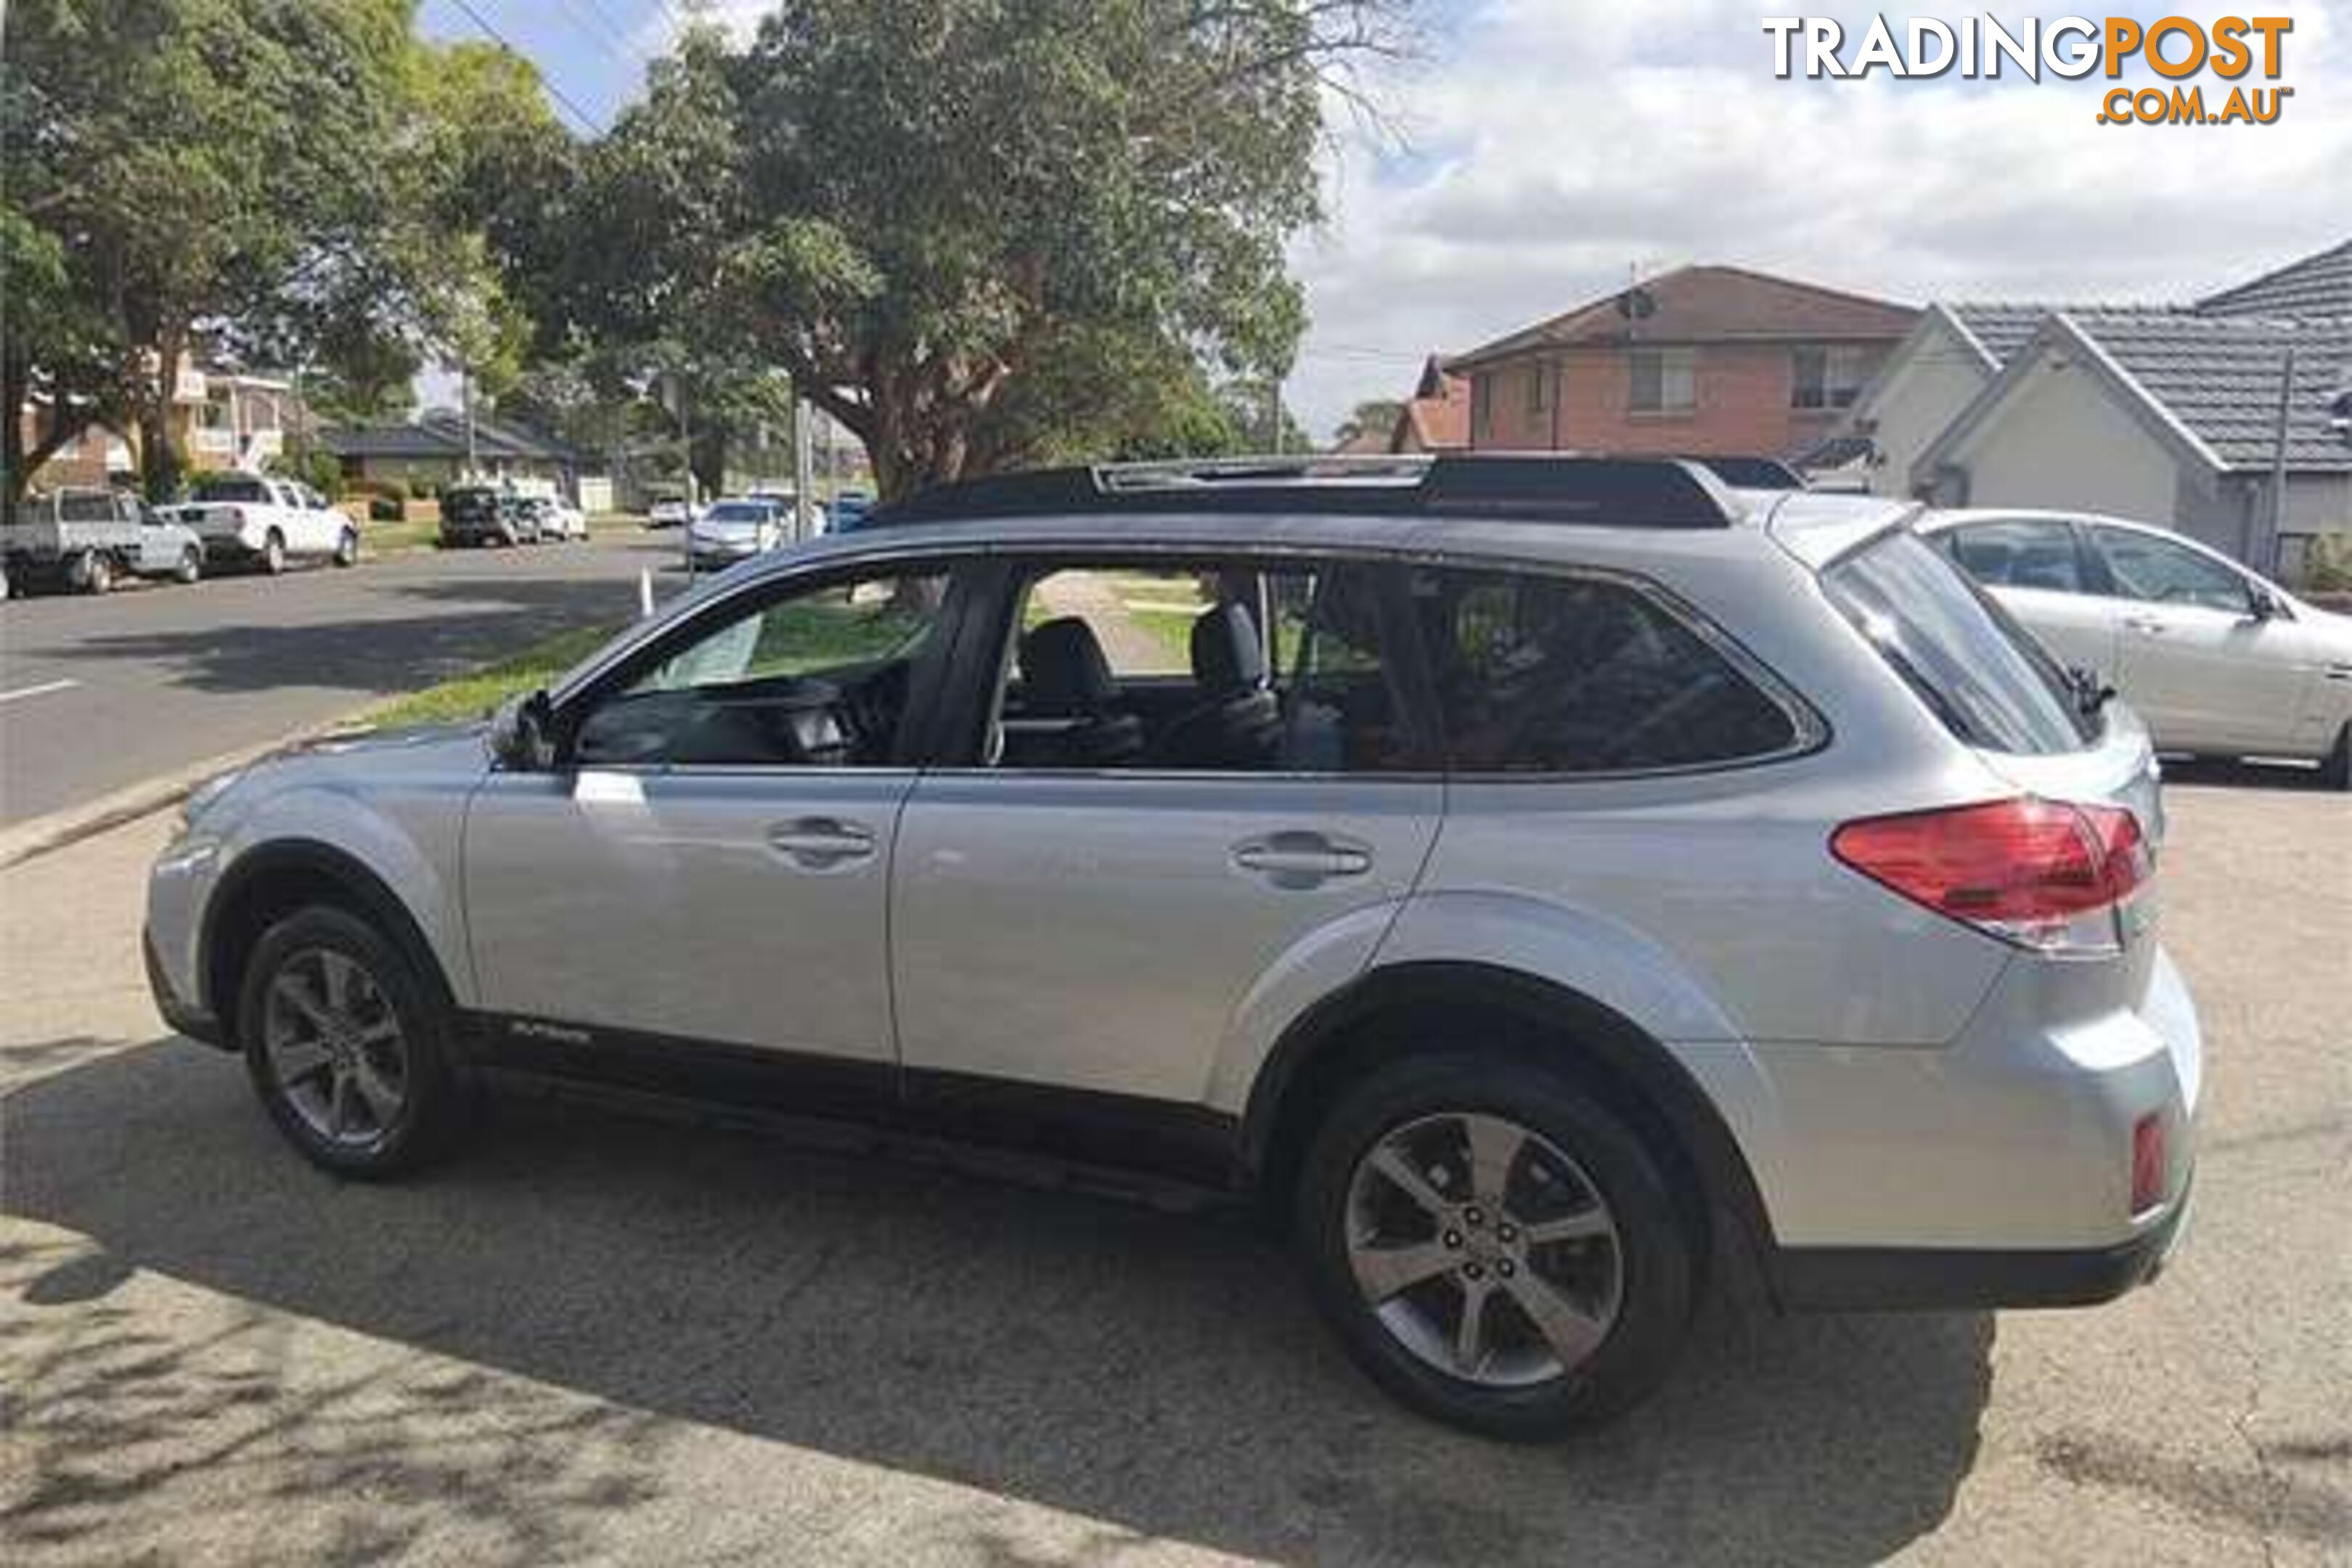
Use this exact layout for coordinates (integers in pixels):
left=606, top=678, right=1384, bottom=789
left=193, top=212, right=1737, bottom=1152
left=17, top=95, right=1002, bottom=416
left=1823, top=527, right=2098, bottom=756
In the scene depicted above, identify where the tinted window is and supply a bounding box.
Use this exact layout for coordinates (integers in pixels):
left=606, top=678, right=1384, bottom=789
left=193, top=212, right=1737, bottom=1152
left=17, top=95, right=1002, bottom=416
left=704, top=501, right=773, bottom=523
left=986, top=559, right=1420, bottom=773
left=1825, top=529, right=2095, bottom=755
left=1415, top=568, right=1798, bottom=772
left=572, top=569, right=947, bottom=768
left=444, top=489, right=499, bottom=520
left=2089, top=527, right=2250, bottom=613
left=58, top=491, right=116, bottom=523
left=190, top=475, right=269, bottom=504
left=1940, top=518, right=2084, bottom=594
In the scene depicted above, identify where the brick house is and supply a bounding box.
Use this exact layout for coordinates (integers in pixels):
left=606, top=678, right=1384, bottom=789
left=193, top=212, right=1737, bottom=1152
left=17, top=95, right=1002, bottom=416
left=1387, top=355, right=1470, bottom=454
left=1446, top=265, right=1917, bottom=460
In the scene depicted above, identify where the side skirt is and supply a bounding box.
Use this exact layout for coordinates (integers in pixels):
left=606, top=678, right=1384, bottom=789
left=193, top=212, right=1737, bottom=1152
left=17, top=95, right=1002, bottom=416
left=462, top=1011, right=1247, bottom=1213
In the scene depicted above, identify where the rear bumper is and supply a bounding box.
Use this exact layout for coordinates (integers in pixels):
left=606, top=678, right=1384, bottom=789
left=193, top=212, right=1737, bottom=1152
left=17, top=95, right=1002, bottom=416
left=1772, top=1172, right=2192, bottom=1310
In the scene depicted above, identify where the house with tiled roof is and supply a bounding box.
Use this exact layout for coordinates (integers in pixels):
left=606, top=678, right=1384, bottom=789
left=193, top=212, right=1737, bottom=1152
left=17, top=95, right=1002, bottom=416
left=1444, top=265, right=1917, bottom=462
left=1847, top=237, right=2352, bottom=572
left=1386, top=355, right=1469, bottom=454
left=319, top=411, right=594, bottom=495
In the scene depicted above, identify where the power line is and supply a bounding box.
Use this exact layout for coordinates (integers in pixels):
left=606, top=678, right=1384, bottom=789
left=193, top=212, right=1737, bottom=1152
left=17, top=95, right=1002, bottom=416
left=442, top=0, right=608, bottom=137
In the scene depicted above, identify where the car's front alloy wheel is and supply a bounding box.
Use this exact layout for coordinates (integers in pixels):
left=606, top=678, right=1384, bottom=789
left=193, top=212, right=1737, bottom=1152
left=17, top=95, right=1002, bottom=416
left=240, top=905, right=466, bottom=1177
left=1296, top=1054, right=1694, bottom=1440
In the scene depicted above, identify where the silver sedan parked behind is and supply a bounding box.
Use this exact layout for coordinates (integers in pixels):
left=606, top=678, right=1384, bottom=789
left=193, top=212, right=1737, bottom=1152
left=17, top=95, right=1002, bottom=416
left=1921, top=509, right=2352, bottom=787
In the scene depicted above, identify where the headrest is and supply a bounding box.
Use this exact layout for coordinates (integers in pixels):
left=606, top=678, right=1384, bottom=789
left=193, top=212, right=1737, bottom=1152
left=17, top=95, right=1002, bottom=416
left=1020, top=617, right=1117, bottom=711
left=1191, top=602, right=1265, bottom=695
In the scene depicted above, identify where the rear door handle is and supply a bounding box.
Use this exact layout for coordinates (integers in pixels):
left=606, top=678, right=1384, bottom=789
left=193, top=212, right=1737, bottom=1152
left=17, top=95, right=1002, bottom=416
left=767, top=817, right=876, bottom=869
left=2123, top=616, right=2168, bottom=635
left=1233, top=831, right=1372, bottom=884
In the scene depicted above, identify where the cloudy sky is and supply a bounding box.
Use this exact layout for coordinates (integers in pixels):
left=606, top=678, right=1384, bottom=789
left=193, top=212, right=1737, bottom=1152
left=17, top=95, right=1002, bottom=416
left=421, top=1, right=2351, bottom=438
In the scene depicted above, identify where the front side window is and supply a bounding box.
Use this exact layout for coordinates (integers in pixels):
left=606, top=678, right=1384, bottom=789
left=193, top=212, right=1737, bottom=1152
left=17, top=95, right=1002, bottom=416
left=1416, top=568, right=1799, bottom=772
left=1628, top=348, right=1696, bottom=414
left=2089, top=527, right=2252, bottom=614
left=1938, top=518, right=2085, bottom=594
left=571, top=568, right=948, bottom=768
left=983, top=558, right=1421, bottom=773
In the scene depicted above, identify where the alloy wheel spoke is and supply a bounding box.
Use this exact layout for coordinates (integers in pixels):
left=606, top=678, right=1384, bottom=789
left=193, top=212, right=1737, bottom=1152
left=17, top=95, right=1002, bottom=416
left=354, top=1016, right=403, bottom=1048
left=317, top=950, right=359, bottom=1016
left=1350, top=1239, right=1457, bottom=1303
left=1502, top=1269, right=1610, bottom=1369
left=1366, top=1144, right=1451, bottom=1220
left=1461, top=1114, right=1523, bottom=1204
left=1518, top=1206, right=1613, bottom=1246
left=329, top=1069, right=360, bottom=1136
left=1454, top=1277, right=1495, bottom=1376
left=350, top=1059, right=402, bottom=1127
left=270, top=973, right=337, bottom=1037
left=271, top=1037, right=334, bottom=1087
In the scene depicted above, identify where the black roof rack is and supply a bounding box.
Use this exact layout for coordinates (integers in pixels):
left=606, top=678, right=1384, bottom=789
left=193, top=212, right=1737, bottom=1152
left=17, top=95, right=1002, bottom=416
left=1683, top=455, right=1805, bottom=490
left=865, top=453, right=1741, bottom=530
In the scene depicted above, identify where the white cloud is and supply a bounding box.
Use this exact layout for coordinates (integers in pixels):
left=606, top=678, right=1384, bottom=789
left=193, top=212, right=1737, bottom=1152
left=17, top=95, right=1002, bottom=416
left=1291, top=0, right=2351, bottom=438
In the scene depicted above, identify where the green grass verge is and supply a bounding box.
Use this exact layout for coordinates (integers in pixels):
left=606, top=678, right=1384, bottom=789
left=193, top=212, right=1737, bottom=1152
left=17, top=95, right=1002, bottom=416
left=368, top=622, right=621, bottom=727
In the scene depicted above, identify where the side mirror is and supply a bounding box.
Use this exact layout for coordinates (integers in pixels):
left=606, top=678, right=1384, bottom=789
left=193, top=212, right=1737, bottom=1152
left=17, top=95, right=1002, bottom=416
left=487, top=689, right=558, bottom=772
left=2246, top=586, right=2284, bottom=621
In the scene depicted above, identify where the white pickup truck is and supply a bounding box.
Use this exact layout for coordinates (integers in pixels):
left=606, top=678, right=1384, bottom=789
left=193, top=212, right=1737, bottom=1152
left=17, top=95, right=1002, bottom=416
left=164, top=474, right=359, bottom=574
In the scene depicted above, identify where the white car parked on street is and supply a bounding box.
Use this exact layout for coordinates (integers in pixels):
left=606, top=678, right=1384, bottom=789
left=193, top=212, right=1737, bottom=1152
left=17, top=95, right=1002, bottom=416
left=166, top=474, right=359, bottom=574
left=1922, top=509, right=2352, bottom=785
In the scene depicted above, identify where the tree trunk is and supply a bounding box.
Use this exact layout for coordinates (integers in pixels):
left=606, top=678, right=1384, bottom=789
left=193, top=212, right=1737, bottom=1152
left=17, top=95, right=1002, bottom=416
left=136, top=326, right=189, bottom=502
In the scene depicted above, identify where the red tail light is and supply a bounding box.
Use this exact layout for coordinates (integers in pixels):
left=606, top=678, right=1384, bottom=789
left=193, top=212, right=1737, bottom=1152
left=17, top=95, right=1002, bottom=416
left=1831, top=797, right=2147, bottom=953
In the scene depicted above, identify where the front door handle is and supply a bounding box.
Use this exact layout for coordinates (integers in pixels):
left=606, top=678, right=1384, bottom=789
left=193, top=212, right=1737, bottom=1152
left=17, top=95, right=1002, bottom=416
left=1233, top=831, right=1372, bottom=885
left=2123, top=616, right=2168, bottom=635
left=767, top=817, right=876, bottom=869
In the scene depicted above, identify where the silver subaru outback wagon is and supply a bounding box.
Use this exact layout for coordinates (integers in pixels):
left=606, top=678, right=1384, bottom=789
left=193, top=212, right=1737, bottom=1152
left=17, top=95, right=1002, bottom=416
left=145, top=455, right=2200, bottom=1440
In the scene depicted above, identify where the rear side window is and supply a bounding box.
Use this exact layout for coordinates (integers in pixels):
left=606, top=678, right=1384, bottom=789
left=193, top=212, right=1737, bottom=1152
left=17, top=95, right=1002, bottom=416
left=1824, top=528, right=2095, bottom=755
left=191, top=475, right=269, bottom=504
left=1413, top=568, right=1800, bottom=773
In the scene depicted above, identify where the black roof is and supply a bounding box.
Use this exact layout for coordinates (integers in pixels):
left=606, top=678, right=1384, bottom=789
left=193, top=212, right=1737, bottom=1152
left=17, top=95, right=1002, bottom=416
left=867, top=454, right=1742, bottom=531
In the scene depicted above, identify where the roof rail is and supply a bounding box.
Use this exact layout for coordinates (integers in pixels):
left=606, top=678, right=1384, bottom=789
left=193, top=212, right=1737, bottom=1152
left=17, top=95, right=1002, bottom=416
left=866, top=453, right=1741, bottom=530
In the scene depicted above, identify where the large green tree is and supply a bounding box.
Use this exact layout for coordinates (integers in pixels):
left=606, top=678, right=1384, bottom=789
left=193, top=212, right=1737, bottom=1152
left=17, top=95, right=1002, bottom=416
left=1, top=0, right=425, bottom=504
left=579, top=1, right=1406, bottom=498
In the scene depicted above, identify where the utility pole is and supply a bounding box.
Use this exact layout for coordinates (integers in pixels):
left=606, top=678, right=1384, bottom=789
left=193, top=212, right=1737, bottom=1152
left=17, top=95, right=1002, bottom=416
left=2262, top=345, right=2295, bottom=576
left=1269, top=375, right=1284, bottom=455
left=793, top=384, right=816, bottom=541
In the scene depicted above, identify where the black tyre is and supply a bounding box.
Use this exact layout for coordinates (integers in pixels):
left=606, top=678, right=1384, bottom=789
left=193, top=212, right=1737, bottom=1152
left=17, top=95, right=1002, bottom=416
left=175, top=546, right=202, bottom=584
left=2320, top=724, right=2351, bottom=791
left=1293, top=1053, right=1695, bottom=1440
left=261, top=530, right=286, bottom=574
left=237, top=905, right=467, bottom=1178
left=332, top=527, right=359, bottom=567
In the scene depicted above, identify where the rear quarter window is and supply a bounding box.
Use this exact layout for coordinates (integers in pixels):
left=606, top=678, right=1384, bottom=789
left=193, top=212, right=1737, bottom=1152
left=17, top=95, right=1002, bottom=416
left=1824, top=527, right=2096, bottom=755
left=1415, top=568, right=1802, bottom=773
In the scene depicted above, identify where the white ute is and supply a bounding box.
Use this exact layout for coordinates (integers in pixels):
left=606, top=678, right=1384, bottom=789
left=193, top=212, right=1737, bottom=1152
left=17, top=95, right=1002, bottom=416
left=168, top=475, right=359, bottom=574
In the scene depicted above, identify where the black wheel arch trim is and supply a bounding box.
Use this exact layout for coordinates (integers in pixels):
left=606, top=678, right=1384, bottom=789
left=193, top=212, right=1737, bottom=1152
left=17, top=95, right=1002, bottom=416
left=1241, top=960, right=1782, bottom=1281
left=200, top=839, right=460, bottom=1031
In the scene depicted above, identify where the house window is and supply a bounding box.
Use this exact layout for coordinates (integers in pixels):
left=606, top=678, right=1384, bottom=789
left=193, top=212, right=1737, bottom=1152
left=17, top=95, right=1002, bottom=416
left=1471, top=373, right=1495, bottom=440
left=1792, top=345, right=1869, bottom=411
left=1525, top=361, right=1548, bottom=415
left=1628, top=348, right=1696, bottom=414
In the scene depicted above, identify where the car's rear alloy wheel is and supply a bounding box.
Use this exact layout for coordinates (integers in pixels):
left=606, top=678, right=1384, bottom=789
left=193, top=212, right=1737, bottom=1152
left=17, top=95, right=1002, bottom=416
left=262, top=531, right=286, bottom=574
left=78, top=551, right=113, bottom=595
left=333, top=528, right=359, bottom=567
left=1344, top=1111, right=1624, bottom=1389
left=240, top=905, right=466, bottom=1177
left=176, top=546, right=202, bottom=584
left=1297, top=1055, right=1694, bottom=1440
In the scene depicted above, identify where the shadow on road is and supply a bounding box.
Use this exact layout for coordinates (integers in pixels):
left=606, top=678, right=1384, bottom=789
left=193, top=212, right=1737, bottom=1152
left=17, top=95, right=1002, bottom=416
left=2160, top=756, right=2335, bottom=793
left=19, top=576, right=640, bottom=697
left=5, top=1039, right=1993, bottom=1567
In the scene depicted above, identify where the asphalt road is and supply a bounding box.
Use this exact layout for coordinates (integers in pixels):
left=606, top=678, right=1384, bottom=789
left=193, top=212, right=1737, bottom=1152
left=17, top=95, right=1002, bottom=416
left=0, top=534, right=681, bottom=827
left=0, top=777, right=2345, bottom=1567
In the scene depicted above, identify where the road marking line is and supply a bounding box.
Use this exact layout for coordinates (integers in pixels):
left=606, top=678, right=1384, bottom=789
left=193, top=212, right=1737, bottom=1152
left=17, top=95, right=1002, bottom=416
left=0, top=679, right=81, bottom=705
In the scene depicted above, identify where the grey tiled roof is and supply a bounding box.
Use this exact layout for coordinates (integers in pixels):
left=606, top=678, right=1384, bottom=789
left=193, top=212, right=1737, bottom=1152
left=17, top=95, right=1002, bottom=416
left=1951, top=303, right=2187, bottom=364
left=2081, top=312, right=2352, bottom=471
left=2197, top=240, right=2352, bottom=320
left=321, top=413, right=582, bottom=463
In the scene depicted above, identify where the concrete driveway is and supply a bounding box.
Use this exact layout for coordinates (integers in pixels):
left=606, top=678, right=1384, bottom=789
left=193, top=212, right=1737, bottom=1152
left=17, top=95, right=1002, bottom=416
left=1, top=777, right=2345, bottom=1567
